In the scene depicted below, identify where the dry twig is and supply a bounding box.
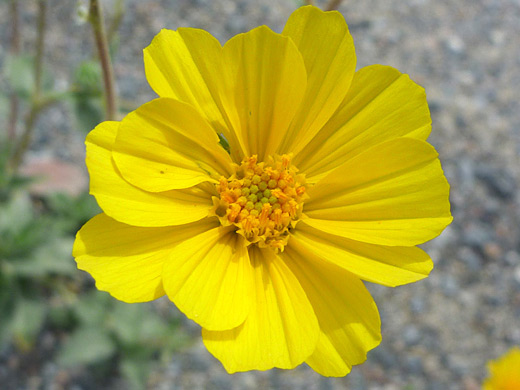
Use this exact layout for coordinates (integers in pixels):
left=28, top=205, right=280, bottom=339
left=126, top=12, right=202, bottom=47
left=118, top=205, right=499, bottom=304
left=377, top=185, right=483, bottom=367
left=89, top=0, right=117, bottom=121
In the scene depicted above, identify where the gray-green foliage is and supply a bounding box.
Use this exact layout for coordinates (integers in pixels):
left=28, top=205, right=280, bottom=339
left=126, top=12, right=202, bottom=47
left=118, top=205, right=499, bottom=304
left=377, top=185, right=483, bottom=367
left=71, top=60, right=104, bottom=133
left=4, top=55, right=35, bottom=100
left=0, top=191, right=74, bottom=350
left=57, top=291, right=190, bottom=389
left=2, top=2, right=190, bottom=387
left=4, top=53, right=55, bottom=100
left=0, top=178, right=190, bottom=388
left=0, top=143, right=33, bottom=201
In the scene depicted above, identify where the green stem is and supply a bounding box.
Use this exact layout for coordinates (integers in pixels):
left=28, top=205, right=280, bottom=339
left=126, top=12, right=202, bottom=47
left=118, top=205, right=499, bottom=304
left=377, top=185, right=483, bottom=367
left=107, top=0, right=125, bottom=46
left=89, top=0, right=117, bottom=121
left=325, top=0, right=344, bottom=11
left=10, top=0, right=47, bottom=171
left=7, top=0, right=21, bottom=142
left=34, top=0, right=45, bottom=98
left=12, top=105, right=40, bottom=170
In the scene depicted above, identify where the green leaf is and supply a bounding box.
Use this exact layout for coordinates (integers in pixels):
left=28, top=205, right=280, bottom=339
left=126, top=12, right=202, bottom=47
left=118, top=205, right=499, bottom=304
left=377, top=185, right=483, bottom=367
left=57, top=327, right=116, bottom=366
left=74, top=97, right=104, bottom=133
left=109, top=302, right=143, bottom=344
left=48, top=304, right=75, bottom=329
left=73, top=61, right=102, bottom=94
left=120, top=357, right=152, bottom=390
left=0, top=276, right=17, bottom=347
left=110, top=301, right=174, bottom=349
left=8, top=237, right=76, bottom=277
left=0, top=143, right=36, bottom=199
left=4, top=54, right=34, bottom=99
left=45, top=192, right=101, bottom=234
left=139, top=313, right=169, bottom=345
left=74, top=291, right=113, bottom=326
left=11, top=298, right=46, bottom=351
left=0, top=193, right=48, bottom=259
left=70, top=61, right=104, bottom=132
left=0, top=192, right=33, bottom=231
left=0, top=93, right=9, bottom=124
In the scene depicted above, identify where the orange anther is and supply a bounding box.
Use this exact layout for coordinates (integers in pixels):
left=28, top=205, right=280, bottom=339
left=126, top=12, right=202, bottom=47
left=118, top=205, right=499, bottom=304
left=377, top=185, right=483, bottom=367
left=228, top=203, right=241, bottom=222
left=216, top=153, right=305, bottom=251
left=281, top=155, right=291, bottom=169
left=221, top=191, right=235, bottom=204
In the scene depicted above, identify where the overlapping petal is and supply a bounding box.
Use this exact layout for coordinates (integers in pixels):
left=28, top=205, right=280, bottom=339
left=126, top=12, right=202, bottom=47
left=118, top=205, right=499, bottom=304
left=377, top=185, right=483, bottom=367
left=278, top=5, right=356, bottom=156
left=290, top=222, right=433, bottom=287
left=162, top=226, right=253, bottom=331
left=304, top=137, right=452, bottom=246
left=143, top=28, right=228, bottom=133
left=220, top=26, right=307, bottom=161
left=112, top=98, right=233, bottom=192
left=73, top=213, right=218, bottom=302
left=295, top=65, right=432, bottom=182
left=86, top=121, right=214, bottom=227
left=202, top=246, right=319, bottom=372
left=281, top=244, right=381, bottom=377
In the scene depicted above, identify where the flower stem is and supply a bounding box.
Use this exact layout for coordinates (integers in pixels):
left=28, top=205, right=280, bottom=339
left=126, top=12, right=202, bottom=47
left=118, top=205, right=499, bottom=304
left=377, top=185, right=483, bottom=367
left=107, top=0, right=125, bottom=46
left=89, top=0, right=117, bottom=121
left=325, top=0, right=344, bottom=11
left=10, top=0, right=47, bottom=171
left=34, top=0, right=45, bottom=98
left=7, top=0, right=21, bottom=142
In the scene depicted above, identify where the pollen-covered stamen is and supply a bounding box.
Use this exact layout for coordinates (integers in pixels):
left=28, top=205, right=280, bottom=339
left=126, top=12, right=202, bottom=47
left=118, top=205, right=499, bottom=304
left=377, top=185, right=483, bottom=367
left=213, top=154, right=306, bottom=251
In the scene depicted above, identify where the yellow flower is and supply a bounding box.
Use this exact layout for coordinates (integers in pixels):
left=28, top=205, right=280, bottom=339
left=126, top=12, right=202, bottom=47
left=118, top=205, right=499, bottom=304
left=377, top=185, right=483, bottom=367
left=73, top=6, right=452, bottom=376
left=483, top=347, right=520, bottom=390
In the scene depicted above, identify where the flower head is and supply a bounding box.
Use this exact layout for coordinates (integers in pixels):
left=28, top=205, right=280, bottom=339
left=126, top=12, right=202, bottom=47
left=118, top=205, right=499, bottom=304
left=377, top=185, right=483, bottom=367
left=73, top=5, right=452, bottom=376
left=483, top=347, right=520, bottom=390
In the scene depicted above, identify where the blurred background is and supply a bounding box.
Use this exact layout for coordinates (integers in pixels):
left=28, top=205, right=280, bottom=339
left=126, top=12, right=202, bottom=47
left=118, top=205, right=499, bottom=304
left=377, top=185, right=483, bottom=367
left=0, top=0, right=518, bottom=389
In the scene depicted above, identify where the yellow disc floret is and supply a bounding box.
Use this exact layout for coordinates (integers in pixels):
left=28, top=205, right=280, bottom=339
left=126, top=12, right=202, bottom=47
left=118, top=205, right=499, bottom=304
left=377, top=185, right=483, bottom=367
left=212, top=154, right=306, bottom=251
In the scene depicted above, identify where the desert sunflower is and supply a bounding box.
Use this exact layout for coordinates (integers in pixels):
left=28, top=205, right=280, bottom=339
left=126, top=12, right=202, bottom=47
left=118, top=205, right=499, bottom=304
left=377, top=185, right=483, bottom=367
left=483, top=347, right=520, bottom=390
left=73, top=5, right=452, bottom=376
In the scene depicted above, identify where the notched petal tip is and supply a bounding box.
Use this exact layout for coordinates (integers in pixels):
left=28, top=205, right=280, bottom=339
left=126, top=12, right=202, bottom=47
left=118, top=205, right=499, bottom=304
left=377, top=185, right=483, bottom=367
left=221, top=24, right=307, bottom=160
left=279, top=2, right=356, bottom=157
left=295, top=64, right=433, bottom=181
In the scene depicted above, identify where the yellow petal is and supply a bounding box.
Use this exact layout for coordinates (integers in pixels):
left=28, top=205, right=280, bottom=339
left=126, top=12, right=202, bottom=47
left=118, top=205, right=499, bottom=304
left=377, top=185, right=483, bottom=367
left=282, top=244, right=381, bottom=377
left=483, top=347, right=520, bottom=390
left=295, top=65, right=432, bottom=182
left=112, top=98, right=232, bottom=192
left=144, top=28, right=246, bottom=160
left=144, top=29, right=224, bottom=130
left=87, top=121, right=213, bottom=227
left=73, top=213, right=218, bottom=302
left=304, top=138, right=452, bottom=246
left=202, top=246, right=319, bottom=372
left=279, top=6, right=356, bottom=156
left=291, top=222, right=433, bottom=287
left=162, top=226, right=253, bottom=331
left=221, top=26, right=307, bottom=161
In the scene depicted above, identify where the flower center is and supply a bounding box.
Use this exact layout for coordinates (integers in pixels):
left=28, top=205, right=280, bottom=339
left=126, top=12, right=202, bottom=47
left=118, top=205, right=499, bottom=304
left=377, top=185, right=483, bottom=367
left=213, top=154, right=306, bottom=251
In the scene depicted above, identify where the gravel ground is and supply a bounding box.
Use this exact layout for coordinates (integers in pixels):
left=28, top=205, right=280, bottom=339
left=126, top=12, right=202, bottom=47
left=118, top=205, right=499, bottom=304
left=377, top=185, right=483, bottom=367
left=1, top=0, right=519, bottom=389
